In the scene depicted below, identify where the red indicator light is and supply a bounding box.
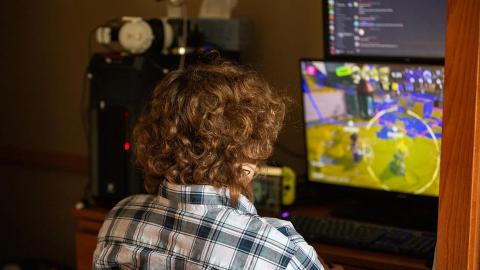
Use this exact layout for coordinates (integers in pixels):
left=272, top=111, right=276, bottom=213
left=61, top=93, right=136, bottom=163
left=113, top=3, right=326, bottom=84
left=123, top=111, right=129, bottom=118
left=124, top=142, right=131, bottom=151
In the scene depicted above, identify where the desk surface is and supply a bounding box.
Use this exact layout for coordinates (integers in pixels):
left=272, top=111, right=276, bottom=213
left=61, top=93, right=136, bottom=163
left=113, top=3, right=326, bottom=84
left=72, top=207, right=429, bottom=270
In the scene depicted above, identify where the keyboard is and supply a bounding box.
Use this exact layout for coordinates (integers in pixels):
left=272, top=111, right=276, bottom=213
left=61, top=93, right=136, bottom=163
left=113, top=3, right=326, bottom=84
left=290, top=215, right=436, bottom=259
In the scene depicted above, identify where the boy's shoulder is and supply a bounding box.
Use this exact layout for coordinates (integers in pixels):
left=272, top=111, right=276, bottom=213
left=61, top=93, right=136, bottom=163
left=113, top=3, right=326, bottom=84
left=96, top=194, right=323, bottom=269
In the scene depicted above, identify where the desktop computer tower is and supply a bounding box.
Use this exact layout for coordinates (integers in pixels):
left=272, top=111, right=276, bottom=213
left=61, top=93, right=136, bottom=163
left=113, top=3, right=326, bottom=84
left=88, top=51, right=241, bottom=204
left=88, top=53, right=177, bottom=204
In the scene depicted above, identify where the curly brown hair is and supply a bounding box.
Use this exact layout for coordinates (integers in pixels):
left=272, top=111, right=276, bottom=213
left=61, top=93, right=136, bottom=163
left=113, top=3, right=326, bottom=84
left=133, top=59, right=286, bottom=206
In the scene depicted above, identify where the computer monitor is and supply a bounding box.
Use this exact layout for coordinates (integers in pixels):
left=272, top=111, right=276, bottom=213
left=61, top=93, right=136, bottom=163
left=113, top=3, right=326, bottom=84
left=324, top=0, right=446, bottom=60
left=301, top=60, right=443, bottom=198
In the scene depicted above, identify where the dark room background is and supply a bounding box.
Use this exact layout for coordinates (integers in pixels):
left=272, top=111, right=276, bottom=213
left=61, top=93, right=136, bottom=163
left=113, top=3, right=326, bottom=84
left=0, top=0, right=323, bottom=267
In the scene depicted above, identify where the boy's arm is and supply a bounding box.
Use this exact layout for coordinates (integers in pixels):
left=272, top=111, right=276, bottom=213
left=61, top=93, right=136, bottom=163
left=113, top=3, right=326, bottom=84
left=263, top=217, right=344, bottom=270
left=263, top=217, right=325, bottom=269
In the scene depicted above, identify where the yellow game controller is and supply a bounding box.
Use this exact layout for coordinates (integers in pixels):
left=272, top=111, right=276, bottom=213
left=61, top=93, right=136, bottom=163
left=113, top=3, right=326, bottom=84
left=256, top=166, right=296, bottom=207
left=281, top=166, right=296, bottom=205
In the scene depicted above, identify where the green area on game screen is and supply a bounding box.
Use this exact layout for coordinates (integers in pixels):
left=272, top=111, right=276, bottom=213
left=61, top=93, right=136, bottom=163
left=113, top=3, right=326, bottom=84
left=302, top=61, right=443, bottom=196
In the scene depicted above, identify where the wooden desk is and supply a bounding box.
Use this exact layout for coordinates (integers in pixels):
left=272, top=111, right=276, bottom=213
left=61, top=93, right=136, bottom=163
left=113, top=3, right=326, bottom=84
left=71, top=207, right=108, bottom=270
left=72, top=207, right=429, bottom=270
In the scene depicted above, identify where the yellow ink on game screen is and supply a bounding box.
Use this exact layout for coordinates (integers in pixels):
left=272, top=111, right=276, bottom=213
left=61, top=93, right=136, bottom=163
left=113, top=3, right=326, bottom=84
left=301, top=61, right=443, bottom=196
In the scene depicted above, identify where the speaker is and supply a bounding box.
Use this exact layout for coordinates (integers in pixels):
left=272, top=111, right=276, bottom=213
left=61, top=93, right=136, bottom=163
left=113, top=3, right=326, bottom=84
left=88, top=53, right=175, bottom=204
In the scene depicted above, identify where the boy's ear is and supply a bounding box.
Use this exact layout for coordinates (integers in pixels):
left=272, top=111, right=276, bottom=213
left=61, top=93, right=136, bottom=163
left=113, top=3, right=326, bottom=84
left=241, top=163, right=257, bottom=178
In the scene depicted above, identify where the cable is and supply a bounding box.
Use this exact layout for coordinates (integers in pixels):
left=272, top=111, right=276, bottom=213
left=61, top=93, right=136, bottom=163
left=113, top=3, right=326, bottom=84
left=81, top=18, right=122, bottom=144
left=79, top=26, right=99, bottom=204
left=81, top=18, right=122, bottom=204
left=179, top=2, right=188, bottom=69
left=80, top=28, right=96, bottom=145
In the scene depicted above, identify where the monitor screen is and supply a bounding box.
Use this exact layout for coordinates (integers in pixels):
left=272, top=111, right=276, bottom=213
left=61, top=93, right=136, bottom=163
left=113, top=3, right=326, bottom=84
left=301, top=60, right=443, bottom=196
left=325, top=0, right=446, bottom=59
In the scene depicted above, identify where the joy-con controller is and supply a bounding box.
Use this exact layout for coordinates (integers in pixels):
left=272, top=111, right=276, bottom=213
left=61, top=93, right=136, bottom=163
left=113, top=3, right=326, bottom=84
left=281, top=166, right=296, bottom=205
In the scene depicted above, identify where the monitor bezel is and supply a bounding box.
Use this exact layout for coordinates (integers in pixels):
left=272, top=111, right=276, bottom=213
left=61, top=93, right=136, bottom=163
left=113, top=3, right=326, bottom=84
left=322, top=0, right=445, bottom=64
left=298, top=58, right=441, bottom=213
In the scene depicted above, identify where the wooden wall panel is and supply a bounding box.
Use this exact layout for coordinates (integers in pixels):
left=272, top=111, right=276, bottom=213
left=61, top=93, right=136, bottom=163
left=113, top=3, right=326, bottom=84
left=437, top=0, right=480, bottom=269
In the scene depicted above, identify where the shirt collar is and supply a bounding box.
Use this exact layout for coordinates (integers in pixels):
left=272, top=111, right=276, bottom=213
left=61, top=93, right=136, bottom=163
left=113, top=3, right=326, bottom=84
left=158, top=181, right=257, bottom=215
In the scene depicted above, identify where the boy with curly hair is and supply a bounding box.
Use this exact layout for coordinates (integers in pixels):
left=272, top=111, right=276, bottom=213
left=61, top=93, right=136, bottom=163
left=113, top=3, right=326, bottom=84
left=93, top=57, right=327, bottom=270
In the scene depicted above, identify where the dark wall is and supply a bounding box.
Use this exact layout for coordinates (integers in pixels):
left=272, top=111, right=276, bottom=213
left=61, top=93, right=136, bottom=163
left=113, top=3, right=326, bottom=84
left=0, top=166, right=86, bottom=266
left=0, top=0, right=323, bottom=267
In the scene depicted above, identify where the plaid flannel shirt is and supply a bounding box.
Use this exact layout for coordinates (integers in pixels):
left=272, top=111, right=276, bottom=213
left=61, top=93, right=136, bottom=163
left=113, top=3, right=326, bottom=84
left=93, top=181, right=324, bottom=270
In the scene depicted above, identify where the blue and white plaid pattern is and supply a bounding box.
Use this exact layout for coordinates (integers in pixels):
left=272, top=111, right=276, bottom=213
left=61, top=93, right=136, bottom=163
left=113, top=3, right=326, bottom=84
left=93, top=182, right=324, bottom=270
